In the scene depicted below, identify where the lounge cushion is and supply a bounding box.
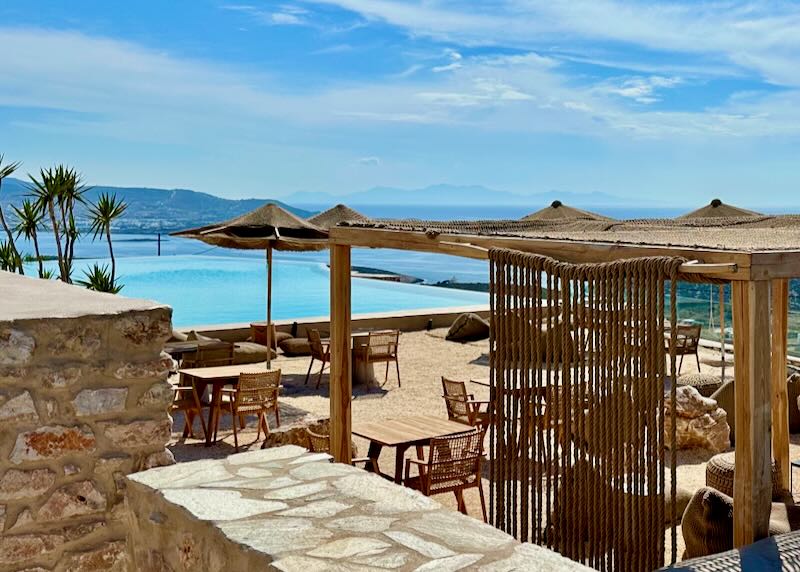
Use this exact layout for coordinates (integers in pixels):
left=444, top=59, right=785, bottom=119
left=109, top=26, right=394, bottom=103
left=168, top=330, right=189, bottom=342
left=280, top=337, right=312, bottom=357
left=446, top=313, right=490, bottom=342
left=251, top=324, right=292, bottom=349
left=682, top=487, right=800, bottom=559
left=233, top=342, right=277, bottom=365
left=186, top=330, right=220, bottom=342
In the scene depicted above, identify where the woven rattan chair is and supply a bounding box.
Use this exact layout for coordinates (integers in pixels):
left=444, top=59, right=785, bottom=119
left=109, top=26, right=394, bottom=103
left=441, top=377, right=491, bottom=440
left=183, top=341, right=235, bottom=368
left=305, top=329, right=330, bottom=389
left=304, top=428, right=374, bottom=470
left=365, top=330, right=401, bottom=387
left=216, top=370, right=281, bottom=452
left=404, top=428, right=486, bottom=522
left=665, top=324, right=701, bottom=373
left=170, top=380, right=208, bottom=440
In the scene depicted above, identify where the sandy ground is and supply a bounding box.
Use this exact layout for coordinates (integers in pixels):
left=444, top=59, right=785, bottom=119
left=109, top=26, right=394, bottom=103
left=168, top=328, right=799, bottom=565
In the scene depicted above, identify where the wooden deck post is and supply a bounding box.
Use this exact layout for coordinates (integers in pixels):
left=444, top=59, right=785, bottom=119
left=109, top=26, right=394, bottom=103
left=329, top=244, right=352, bottom=463
left=771, top=278, right=790, bottom=492
left=732, top=280, right=773, bottom=546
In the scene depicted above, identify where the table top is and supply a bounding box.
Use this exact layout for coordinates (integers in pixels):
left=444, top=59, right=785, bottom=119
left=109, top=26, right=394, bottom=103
left=352, top=415, right=471, bottom=447
left=178, top=362, right=275, bottom=382
left=164, top=339, right=221, bottom=352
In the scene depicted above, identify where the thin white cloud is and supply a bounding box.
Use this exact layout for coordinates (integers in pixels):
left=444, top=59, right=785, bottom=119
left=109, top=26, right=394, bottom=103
left=223, top=3, right=311, bottom=26
left=597, top=76, right=683, bottom=104
left=357, top=156, right=380, bottom=166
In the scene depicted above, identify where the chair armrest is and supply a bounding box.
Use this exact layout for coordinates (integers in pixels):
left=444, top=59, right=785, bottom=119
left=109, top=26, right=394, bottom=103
left=221, top=388, right=237, bottom=394
left=467, top=399, right=492, bottom=405
left=173, top=386, right=196, bottom=391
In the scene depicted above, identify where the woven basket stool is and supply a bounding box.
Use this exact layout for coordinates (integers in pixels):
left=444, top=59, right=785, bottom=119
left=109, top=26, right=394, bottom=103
left=706, top=451, right=783, bottom=500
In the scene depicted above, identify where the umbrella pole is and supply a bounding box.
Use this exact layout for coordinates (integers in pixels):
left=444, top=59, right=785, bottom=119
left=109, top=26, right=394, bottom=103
left=267, top=245, right=273, bottom=369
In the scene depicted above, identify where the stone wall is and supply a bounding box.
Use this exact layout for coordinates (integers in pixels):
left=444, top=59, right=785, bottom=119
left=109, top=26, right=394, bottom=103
left=125, top=446, right=591, bottom=571
left=0, top=272, right=174, bottom=571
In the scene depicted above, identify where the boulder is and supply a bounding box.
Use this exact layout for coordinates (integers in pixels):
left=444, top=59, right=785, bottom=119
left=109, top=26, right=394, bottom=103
left=446, top=313, right=490, bottom=342
left=665, top=386, right=730, bottom=452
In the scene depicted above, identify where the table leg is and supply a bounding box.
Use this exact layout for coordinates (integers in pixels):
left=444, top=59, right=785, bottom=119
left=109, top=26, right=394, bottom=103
left=206, top=383, right=222, bottom=447
left=394, top=444, right=409, bottom=484
left=366, top=441, right=383, bottom=475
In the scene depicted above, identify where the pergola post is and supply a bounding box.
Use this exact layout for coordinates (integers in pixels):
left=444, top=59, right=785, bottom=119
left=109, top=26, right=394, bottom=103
left=732, top=279, right=773, bottom=546
left=771, top=278, right=790, bottom=492
left=329, top=244, right=352, bottom=463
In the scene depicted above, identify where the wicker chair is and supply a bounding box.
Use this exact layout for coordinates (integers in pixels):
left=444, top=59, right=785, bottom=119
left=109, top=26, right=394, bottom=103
left=216, top=370, right=281, bottom=452
left=665, top=324, right=702, bottom=373
left=170, top=380, right=208, bottom=440
left=305, top=329, right=330, bottom=389
left=441, top=377, right=491, bottom=440
left=404, top=428, right=486, bottom=522
left=364, top=330, right=401, bottom=387
left=304, top=428, right=374, bottom=470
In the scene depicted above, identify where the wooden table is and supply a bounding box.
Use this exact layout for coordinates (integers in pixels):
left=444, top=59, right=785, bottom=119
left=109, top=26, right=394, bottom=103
left=352, top=415, right=472, bottom=483
left=178, top=362, right=273, bottom=446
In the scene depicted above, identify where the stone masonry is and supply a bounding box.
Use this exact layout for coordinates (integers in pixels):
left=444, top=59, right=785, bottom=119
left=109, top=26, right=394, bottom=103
left=0, top=272, right=174, bottom=571
left=126, top=445, right=591, bottom=571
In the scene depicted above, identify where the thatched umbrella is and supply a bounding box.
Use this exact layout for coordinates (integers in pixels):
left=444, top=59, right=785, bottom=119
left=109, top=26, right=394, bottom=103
left=173, top=203, right=327, bottom=367
left=308, top=204, right=370, bottom=230
left=677, top=198, right=761, bottom=219
left=521, top=200, right=612, bottom=222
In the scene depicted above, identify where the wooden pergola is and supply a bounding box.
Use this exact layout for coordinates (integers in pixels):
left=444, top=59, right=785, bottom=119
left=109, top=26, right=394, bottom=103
left=326, top=220, right=799, bottom=548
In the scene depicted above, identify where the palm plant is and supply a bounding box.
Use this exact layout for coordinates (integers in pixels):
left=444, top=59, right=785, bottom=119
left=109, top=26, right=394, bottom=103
left=0, top=240, right=22, bottom=272
left=87, top=192, right=127, bottom=284
left=0, top=154, right=23, bottom=274
left=12, top=199, right=45, bottom=278
left=77, top=263, right=122, bottom=294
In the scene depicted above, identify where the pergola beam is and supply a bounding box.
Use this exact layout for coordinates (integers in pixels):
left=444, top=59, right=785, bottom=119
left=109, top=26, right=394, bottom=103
left=329, top=244, right=352, bottom=463
left=772, top=278, right=790, bottom=493
left=732, top=280, right=773, bottom=546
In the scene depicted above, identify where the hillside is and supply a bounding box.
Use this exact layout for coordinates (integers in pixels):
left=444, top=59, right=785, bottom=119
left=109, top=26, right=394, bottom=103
left=0, top=178, right=313, bottom=232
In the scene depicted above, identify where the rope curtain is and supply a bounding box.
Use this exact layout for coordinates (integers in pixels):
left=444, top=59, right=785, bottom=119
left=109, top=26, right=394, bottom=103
left=488, top=248, right=683, bottom=571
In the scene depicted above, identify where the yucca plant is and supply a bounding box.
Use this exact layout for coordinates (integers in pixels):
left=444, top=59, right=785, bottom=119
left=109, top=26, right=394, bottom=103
left=0, top=154, right=23, bottom=274
left=13, top=199, right=45, bottom=278
left=87, top=192, right=127, bottom=284
left=0, top=240, right=22, bottom=272
left=77, top=263, right=122, bottom=294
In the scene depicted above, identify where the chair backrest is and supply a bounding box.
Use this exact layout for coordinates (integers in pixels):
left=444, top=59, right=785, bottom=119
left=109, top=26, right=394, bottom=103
left=187, top=341, right=234, bottom=368
left=308, top=329, right=327, bottom=360
left=305, top=428, right=331, bottom=453
left=426, top=428, right=482, bottom=488
left=441, top=377, right=471, bottom=420
left=675, top=324, right=701, bottom=351
left=236, top=369, right=281, bottom=409
left=367, top=330, right=399, bottom=357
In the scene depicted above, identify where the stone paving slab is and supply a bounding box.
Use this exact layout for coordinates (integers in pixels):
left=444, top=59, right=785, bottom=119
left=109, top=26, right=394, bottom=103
left=126, top=445, right=591, bottom=571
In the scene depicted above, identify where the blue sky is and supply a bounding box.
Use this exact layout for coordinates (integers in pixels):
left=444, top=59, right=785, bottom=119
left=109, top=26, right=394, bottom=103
left=1, top=1, right=799, bottom=207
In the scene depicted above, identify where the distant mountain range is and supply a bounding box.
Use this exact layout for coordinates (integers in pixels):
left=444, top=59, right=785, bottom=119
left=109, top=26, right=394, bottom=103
left=285, top=184, right=645, bottom=208
left=0, top=178, right=313, bottom=232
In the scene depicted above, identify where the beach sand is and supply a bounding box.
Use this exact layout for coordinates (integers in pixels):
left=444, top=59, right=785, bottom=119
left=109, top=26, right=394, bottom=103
left=169, top=328, right=798, bottom=565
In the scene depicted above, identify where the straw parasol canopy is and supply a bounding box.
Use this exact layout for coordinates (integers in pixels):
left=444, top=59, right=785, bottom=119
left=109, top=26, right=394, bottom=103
left=172, top=203, right=328, bottom=366
left=521, top=200, right=612, bottom=222
left=308, top=204, right=370, bottom=230
left=677, top=199, right=761, bottom=219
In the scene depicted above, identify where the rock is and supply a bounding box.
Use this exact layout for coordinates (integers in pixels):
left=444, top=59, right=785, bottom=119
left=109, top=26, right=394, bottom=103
left=72, top=388, right=128, bottom=417
left=10, top=425, right=96, bottom=463
left=137, top=380, right=175, bottom=409
left=113, top=356, right=173, bottom=380
left=57, top=540, right=129, bottom=572
left=0, top=468, right=57, bottom=501
left=98, top=419, right=171, bottom=450
left=446, top=313, right=490, bottom=342
left=48, top=325, right=102, bottom=360
left=160, top=488, right=288, bottom=521
left=115, top=312, right=172, bottom=346
left=672, top=385, right=718, bottom=418
left=37, top=481, right=107, bottom=522
left=140, top=449, right=176, bottom=470
left=0, top=390, right=38, bottom=423
left=0, top=328, right=35, bottom=365
left=0, top=533, right=65, bottom=566
left=665, top=386, right=730, bottom=452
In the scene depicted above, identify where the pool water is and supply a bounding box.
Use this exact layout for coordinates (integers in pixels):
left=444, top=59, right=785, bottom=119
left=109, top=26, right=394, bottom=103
left=50, top=255, right=488, bottom=327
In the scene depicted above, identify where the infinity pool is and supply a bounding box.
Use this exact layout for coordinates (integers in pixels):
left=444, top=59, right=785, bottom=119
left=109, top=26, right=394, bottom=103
left=55, top=255, right=488, bottom=327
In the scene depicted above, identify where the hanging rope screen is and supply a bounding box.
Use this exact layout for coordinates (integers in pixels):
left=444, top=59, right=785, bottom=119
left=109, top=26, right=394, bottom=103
left=488, top=248, right=684, bottom=571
